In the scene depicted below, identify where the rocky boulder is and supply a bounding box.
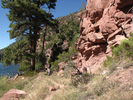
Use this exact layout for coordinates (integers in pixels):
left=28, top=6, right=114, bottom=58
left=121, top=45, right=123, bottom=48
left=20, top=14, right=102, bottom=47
left=0, top=89, right=26, bottom=100
left=49, top=86, right=57, bottom=91
left=75, top=0, right=133, bottom=73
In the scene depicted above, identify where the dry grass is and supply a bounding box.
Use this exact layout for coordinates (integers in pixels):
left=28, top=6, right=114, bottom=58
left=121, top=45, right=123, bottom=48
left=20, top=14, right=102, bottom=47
left=77, top=66, right=133, bottom=100
left=20, top=74, right=49, bottom=100
left=98, top=85, right=133, bottom=100
left=0, top=75, right=29, bottom=98
left=1, top=65, right=133, bottom=100
left=19, top=72, right=70, bottom=100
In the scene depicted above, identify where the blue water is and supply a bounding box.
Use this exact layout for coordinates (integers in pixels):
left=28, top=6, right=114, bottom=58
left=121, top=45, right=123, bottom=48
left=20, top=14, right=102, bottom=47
left=0, top=63, right=20, bottom=77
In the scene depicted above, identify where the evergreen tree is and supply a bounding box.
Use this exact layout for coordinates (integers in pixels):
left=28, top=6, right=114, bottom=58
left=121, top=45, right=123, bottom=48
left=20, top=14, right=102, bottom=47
left=48, top=14, right=80, bottom=68
left=1, top=0, right=57, bottom=71
left=79, top=2, right=86, bottom=11
left=56, top=15, right=80, bottom=46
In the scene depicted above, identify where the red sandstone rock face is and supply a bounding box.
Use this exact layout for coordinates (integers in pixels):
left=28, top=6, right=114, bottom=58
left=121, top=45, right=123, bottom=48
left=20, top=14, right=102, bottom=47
left=75, top=0, right=133, bottom=73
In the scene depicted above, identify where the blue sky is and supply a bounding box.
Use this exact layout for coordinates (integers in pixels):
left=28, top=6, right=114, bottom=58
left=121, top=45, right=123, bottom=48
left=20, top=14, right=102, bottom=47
left=0, top=0, right=86, bottom=50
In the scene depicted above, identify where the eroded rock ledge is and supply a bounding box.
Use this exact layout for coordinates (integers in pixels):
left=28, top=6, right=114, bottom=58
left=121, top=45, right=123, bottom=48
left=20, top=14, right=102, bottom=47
left=75, top=0, right=133, bottom=73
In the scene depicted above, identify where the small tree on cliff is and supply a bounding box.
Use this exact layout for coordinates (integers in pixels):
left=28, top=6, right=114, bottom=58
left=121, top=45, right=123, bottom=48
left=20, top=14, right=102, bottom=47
left=79, top=2, right=86, bottom=11
left=1, top=0, right=57, bottom=71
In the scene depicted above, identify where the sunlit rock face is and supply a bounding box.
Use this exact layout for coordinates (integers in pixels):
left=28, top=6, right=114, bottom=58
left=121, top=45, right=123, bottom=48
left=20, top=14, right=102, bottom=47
left=75, top=0, right=133, bottom=73
left=0, top=89, right=26, bottom=100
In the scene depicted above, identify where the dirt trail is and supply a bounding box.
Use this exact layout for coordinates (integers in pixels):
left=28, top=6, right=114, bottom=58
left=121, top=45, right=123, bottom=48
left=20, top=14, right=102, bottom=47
left=44, top=78, right=65, bottom=100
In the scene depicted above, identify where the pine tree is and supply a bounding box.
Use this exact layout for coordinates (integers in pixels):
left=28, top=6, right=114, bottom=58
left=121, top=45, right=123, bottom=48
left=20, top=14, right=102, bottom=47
left=1, top=0, right=57, bottom=71
left=79, top=2, right=86, bottom=11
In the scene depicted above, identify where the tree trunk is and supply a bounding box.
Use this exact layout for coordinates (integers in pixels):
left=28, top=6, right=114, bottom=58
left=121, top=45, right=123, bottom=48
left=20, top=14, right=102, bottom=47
left=30, top=35, right=37, bottom=71
left=29, top=15, right=38, bottom=71
left=30, top=57, right=35, bottom=71
left=29, top=18, right=35, bottom=71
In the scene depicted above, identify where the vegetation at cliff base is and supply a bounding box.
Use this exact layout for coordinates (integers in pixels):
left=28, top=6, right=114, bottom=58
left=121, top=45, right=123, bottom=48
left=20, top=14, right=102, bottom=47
left=104, top=32, right=133, bottom=73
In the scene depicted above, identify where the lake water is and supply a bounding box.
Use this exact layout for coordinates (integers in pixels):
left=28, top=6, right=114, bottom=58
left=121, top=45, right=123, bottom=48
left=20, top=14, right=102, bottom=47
left=0, top=63, right=20, bottom=77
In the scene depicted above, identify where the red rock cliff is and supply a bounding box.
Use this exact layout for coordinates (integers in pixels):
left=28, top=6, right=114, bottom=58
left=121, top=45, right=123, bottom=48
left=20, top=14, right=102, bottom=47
left=75, top=0, right=133, bottom=73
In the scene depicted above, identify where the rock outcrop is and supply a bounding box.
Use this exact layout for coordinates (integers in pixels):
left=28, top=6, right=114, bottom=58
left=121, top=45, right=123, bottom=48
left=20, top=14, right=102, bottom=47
left=0, top=89, right=26, bottom=100
left=75, top=0, right=133, bottom=73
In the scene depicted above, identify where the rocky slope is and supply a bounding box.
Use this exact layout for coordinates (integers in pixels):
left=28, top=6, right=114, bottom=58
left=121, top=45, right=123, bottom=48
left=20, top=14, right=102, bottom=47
left=75, top=0, right=133, bottom=73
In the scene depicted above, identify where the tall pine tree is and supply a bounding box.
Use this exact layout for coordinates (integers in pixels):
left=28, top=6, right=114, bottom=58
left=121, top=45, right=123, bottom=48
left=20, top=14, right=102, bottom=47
left=1, top=0, right=57, bottom=71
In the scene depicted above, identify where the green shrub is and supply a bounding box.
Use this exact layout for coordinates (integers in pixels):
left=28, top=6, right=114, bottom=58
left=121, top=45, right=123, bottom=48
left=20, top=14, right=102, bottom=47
left=24, top=70, right=37, bottom=77
left=68, top=34, right=79, bottom=47
left=51, top=47, right=77, bottom=71
left=51, top=60, right=60, bottom=71
left=35, top=52, right=47, bottom=71
left=104, top=32, right=133, bottom=72
left=71, top=73, right=92, bottom=87
left=62, top=61, right=92, bottom=87
left=111, top=32, right=133, bottom=59
left=0, top=76, right=7, bottom=92
left=57, top=51, right=69, bottom=62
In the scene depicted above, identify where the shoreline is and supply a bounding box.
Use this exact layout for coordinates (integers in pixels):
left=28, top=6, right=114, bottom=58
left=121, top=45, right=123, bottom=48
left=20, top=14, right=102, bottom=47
left=0, top=63, right=20, bottom=77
